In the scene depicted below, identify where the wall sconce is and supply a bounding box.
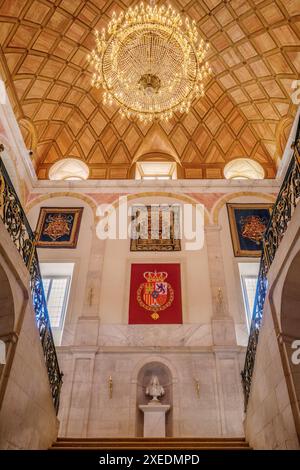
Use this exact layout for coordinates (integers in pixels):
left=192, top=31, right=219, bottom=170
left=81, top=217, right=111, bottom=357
left=217, top=287, right=223, bottom=305
left=88, top=286, right=94, bottom=306
left=108, top=375, right=113, bottom=399
left=216, top=287, right=225, bottom=315
left=194, top=378, right=200, bottom=398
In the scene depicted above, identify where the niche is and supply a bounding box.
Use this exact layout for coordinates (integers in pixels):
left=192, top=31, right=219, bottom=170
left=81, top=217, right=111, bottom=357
left=136, top=361, right=173, bottom=437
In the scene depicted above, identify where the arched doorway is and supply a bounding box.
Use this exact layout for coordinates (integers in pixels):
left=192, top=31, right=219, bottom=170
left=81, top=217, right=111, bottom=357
left=136, top=362, right=173, bottom=437
left=281, top=250, right=300, bottom=425
left=0, top=262, right=15, bottom=406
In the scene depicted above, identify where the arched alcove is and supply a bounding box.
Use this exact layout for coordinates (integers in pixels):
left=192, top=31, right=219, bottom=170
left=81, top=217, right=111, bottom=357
left=0, top=262, right=15, bottom=384
left=223, top=158, right=265, bottom=180
left=281, top=250, right=300, bottom=417
left=49, top=158, right=90, bottom=181
left=130, top=152, right=182, bottom=179
left=136, top=361, right=173, bottom=437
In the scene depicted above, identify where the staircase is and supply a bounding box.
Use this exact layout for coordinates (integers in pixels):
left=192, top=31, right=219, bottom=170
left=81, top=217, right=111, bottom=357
left=51, top=437, right=251, bottom=450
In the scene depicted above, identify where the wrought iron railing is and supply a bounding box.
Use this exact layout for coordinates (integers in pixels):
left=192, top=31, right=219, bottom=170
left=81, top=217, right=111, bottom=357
left=0, top=148, right=63, bottom=413
left=242, top=121, right=300, bottom=410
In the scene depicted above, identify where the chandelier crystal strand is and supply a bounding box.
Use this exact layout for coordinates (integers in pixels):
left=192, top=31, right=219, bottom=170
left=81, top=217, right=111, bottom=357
left=88, top=2, right=212, bottom=122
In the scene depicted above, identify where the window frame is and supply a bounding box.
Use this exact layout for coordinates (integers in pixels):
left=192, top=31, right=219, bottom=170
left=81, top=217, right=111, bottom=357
left=42, top=275, right=71, bottom=330
left=240, top=274, right=258, bottom=330
left=135, top=161, right=177, bottom=180
left=141, top=175, right=172, bottom=180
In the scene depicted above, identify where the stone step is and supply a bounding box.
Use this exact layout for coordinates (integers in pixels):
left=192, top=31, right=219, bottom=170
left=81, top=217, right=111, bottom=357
left=51, top=437, right=251, bottom=450
left=51, top=447, right=251, bottom=451
left=53, top=443, right=250, bottom=448
left=57, top=436, right=246, bottom=441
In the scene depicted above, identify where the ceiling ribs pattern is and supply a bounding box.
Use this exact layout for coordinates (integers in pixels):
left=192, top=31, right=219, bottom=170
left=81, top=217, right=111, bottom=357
left=0, top=0, right=298, bottom=179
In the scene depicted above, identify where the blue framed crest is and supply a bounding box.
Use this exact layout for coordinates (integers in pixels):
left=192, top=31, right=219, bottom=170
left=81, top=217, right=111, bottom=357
left=227, top=203, right=273, bottom=257
left=36, top=207, right=83, bottom=248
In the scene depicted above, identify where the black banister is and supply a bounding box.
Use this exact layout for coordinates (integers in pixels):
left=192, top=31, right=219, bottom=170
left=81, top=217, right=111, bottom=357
left=0, top=148, right=63, bottom=413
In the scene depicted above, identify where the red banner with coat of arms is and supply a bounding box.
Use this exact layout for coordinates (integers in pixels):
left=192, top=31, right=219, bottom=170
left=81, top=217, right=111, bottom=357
left=129, top=263, right=182, bottom=324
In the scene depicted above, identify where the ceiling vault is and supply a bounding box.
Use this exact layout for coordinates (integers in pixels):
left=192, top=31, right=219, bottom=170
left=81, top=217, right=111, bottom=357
left=0, top=0, right=298, bottom=179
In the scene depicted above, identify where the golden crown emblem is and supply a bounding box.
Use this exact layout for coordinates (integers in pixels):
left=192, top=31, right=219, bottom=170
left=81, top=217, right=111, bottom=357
left=143, top=271, right=168, bottom=283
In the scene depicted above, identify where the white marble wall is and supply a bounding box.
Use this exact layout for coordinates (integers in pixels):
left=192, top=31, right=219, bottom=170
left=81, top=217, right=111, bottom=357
left=52, top=193, right=252, bottom=439
left=57, top=348, right=245, bottom=438
left=244, top=301, right=299, bottom=449
left=0, top=302, right=59, bottom=449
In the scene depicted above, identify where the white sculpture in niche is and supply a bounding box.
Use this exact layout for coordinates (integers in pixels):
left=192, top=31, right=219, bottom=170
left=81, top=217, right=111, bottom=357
left=139, top=375, right=170, bottom=437
left=146, top=375, right=165, bottom=402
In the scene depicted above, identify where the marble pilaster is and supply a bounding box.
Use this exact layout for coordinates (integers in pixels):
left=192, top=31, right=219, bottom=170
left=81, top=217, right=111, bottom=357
left=205, top=224, right=236, bottom=346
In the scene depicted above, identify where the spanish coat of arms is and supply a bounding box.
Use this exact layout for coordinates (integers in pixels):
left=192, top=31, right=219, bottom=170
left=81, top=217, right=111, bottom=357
left=137, top=271, right=174, bottom=320
left=129, top=263, right=182, bottom=324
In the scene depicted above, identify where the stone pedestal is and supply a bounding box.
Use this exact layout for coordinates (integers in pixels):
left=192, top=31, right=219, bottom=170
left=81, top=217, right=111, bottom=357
left=139, top=403, right=170, bottom=437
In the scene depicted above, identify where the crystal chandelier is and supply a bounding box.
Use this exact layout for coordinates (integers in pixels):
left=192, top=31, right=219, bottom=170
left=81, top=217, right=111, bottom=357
left=88, top=2, right=212, bottom=122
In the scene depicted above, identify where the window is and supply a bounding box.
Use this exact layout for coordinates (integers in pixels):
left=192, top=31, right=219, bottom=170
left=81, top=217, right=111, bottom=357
left=238, top=262, right=259, bottom=331
left=142, top=175, right=172, bottom=180
left=40, top=263, right=74, bottom=336
left=42, top=276, right=71, bottom=329
left=241, top=275, right=257, bottom=328
left=224, top=158, right=265, bottom=180
left=135, top=161, right=177, bottom=179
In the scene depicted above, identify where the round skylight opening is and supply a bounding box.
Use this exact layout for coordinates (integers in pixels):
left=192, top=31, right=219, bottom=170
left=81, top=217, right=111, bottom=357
left=49, top=158, right=89, bottom=181
left=224, top=158, right=265, bottom=180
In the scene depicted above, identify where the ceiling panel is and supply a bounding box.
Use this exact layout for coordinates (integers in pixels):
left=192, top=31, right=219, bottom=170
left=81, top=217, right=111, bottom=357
left=0, top=0, right=298, bottom=179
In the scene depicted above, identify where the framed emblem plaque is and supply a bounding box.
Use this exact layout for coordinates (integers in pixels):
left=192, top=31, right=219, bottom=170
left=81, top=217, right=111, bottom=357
left=227, top=203, right=273, bottom=257
left=128, top=263, right=182, bottom=324
left=35, top=207, right=83, bottom=248
left=130, top=205, right=181, bottom=251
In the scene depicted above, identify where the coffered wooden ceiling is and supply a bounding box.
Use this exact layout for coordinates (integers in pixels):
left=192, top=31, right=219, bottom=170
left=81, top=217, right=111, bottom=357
left=0, top=0, right=299, bottom=179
